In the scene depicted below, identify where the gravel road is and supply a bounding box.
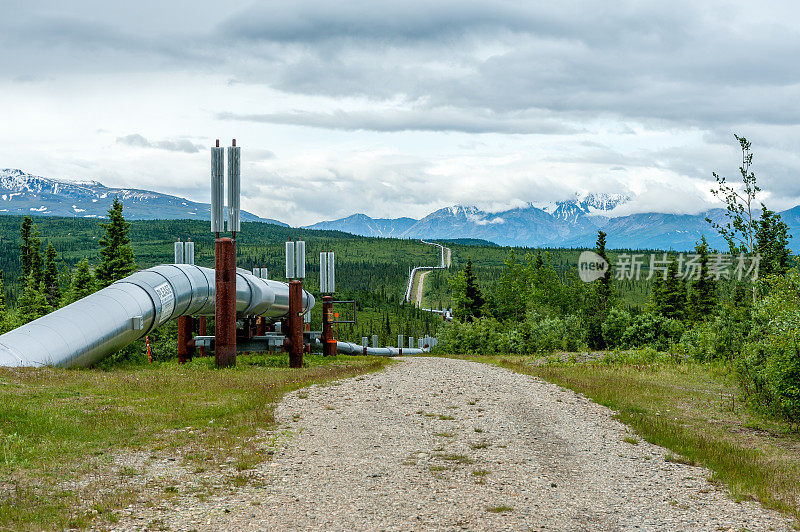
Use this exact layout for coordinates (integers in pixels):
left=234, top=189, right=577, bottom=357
left=415, top=270, right=430, bottom=307
left=117, top=357, right=792, bottom=531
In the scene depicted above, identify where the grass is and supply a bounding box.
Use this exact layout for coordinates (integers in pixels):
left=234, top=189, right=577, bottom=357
left=471, top=355, right=800, bottom=525
left=0, top=354, right=390, bottom=529
left=486, top=505, right=513, bottom=513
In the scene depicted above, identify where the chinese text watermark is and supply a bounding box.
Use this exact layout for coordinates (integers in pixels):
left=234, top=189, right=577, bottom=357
left=578, top=252, right=760, bottom=282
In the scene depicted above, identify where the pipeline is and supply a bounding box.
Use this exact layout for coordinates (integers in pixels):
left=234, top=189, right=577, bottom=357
left=335, top=341, right=427, bottom=357
left=404, top=240, right=450, bottom=303
left=0, top=264, right=314, bottom=368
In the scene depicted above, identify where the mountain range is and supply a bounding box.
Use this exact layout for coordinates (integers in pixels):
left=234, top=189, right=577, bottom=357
left=0, top=169, right=286, bottom=225
left=3, top=169, right=799, bottom=251
left=306, top=194, right=800, bottom=251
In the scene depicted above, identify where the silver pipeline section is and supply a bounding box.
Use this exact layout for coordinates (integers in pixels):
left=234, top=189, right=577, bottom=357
left=335, top=341, right=427, bottom=357
left=0, top=264, right=314, bottom=368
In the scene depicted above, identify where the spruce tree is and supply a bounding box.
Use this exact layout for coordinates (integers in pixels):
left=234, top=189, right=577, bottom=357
left=43, top=242, right=61, bottom=307
left=451, top=258, right=484, bottom=321
left=688, top=236, right=716, bottom=320
left=20, top=218, right=43, bottom=288
left=657, top=257, right=686, bottom=320
left=586, top=230, right=614, bottom=349
left=594, top=230, right=613, bottom=317
left=0, top=270, right=6, bottom=330
left=650, top=273, right=665, bottom=313
left=95, top=197, right=136, bottom=287
left=754, top=206, right=792, bottom=277
left=18, top=275, right=52, bottom=324
left=463, top=258, right=485, bottom=320
left=69, top=258, right=96, bottom=303
left=19, top=216, right=33, bottom=280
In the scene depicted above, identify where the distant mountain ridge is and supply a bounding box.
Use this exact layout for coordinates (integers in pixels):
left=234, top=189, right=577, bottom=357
left=5, top=169, right=799, bottom=251
left=0, top=169, right=287, bottom=225
left=305, top=213, right=417, bottom=237
left=303, top=194, right=800, bottom=251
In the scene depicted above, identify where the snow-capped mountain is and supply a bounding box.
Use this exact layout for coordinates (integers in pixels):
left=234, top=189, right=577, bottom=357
left=0, top=169, right=287, bottom=225
left=302, top=193, right=800, bottom=250
left=537, top=192, right=629, bottom=223
left=304, top=193, right=630, bottom=246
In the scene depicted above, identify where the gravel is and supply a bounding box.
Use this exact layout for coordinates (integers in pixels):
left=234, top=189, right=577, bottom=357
left=114, top=357, right=793, bottom=531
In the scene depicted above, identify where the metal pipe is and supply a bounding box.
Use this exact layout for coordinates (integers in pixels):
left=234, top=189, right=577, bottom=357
left=0, top=264, right=315, bottom=368
left=285, top=241, right=295, bottom=279
left=295, top=240, right=306, bottom=279
left=326, top=251, right=335, bottom=293
left=227, top=143, right=241, bottom=233
left=185, top=241, right=195, bottom=265
left=174, top=242, right=185, bottom=265
left=335, top=341, right=427, bottom=357
left=319, top=252, right=328, bottom=293
left=211, top=145, right=225, bottom=233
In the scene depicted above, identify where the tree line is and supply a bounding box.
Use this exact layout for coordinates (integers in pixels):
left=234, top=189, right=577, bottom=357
left=0, top=198, right=136, bottom=332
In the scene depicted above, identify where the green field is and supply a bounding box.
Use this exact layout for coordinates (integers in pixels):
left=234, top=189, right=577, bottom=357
left=0, top=355, right=391, bottom=529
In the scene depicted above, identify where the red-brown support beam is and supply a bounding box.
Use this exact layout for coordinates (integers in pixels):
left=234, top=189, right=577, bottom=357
left=288, top=280, right=304, bottom=368
left=197, top=316, right=207, bottom=356
left=322, top=295, right=336, bottom=357
left=256, top=316, right=266, bottom=336
left=215, top=237, right=237, bottom=367
left=177, top=316, right=195, bottom=364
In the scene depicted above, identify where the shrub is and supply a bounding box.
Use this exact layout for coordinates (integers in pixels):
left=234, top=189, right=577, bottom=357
left=436, top=318, right=504, bottom=354
left=621, top=313, right=683, bottom=351
left=436, top=313, right=586, bottom=355
left=736, top=271, right=800, bottom=422
left=602, top=308, right=631, bottom=348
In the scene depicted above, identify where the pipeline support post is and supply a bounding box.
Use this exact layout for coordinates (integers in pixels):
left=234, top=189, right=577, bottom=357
left=322, top=295, right=336, bottom=357
left=288, top=280, right=304, bottom=368
left=215, top=237, right=237, bottom=367
left=197, top=316, right=207, bottom=356
left=177, top=316, right=195, bottom=364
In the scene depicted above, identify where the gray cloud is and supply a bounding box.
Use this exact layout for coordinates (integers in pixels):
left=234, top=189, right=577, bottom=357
left=3, top=0, right=800, bottom=223
left=218, top=109, right=581, bottom=135
left=116, top=134, right=204, bottom=154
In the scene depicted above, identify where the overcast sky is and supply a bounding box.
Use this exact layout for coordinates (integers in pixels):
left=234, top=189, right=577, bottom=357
left=2, top=0, right=799, bottom=225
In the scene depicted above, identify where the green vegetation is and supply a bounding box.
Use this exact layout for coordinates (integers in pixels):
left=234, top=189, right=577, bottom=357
left=450, top=258, right=484, bottom=321
left=0, top=354, right=390, bottom=529
left=95, top=197, right=136, bottom=287
left=0, top=210, right=445, bottom=348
